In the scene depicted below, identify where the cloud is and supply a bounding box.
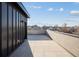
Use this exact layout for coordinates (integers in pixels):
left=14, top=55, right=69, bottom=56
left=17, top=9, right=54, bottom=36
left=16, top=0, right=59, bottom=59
left=74, top=2, right=79, bottom=4
left=64, top=17, right=79, bottom=23
left=29, top=6, right=42, bottom=9
left=54, top=8, right=64, bottom=11
left=32, top=6, right=42, bottom=9
left=69, top=11, right=79, bottom=15
left=65, top=19, right=78, bottom=22
left=59, top=8, right=64, bottom=11
left=48, top=8, right=53, bottom=11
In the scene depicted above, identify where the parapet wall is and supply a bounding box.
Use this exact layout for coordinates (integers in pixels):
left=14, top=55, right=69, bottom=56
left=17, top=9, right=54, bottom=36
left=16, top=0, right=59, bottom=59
left=27, top=29, right=46, bottom=35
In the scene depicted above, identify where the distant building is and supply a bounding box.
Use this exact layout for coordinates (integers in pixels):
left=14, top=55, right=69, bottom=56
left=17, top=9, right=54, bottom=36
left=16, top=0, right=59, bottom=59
left=42, top=26, right=49, bottom=30
left=31, top=25, right=41, bottom=30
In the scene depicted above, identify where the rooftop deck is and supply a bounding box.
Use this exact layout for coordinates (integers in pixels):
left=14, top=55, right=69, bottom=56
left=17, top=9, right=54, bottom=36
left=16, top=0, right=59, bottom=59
left=10, top=34, right=73, bottom=57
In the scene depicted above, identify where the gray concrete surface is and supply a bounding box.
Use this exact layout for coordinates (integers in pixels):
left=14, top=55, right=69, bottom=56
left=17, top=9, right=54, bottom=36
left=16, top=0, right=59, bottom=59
left=29, top=40, right=73, bottom=57
left=47, top=30, right=79, bottom=57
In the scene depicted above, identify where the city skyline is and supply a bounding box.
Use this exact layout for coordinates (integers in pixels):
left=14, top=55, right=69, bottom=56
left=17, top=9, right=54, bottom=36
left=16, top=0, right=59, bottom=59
left=23, top=2, right=79, bottom=26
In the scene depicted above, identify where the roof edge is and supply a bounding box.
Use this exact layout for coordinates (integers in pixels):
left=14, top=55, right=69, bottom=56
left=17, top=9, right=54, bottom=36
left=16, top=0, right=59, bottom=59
left=16, top=2, right=30, bottom=18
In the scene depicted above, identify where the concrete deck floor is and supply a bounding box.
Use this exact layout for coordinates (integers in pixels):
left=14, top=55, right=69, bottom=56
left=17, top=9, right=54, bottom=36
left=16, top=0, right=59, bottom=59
left=10, top=39, right=73, bottom=57
left=29, top=40, right=73, bottom=57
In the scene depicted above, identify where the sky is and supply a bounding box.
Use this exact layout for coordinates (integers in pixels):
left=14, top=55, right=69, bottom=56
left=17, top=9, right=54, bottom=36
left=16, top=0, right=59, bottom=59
left=22, top=2, right=79, bottom=26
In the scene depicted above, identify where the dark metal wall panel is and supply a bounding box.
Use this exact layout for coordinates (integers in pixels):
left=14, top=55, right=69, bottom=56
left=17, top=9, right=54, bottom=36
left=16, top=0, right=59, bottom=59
left=20, top=14, right=23, bottom=43
left=24, top=17, right=27, bottom=39
left=16, top=11, right=18, bottom=46
left=0, top=3, right=2, bottom=56
left=23, top=17, right=25, bottom=40
left=19, top=13, right=22, bottom=44
left=16, top=11, right=19, bottom=46
left=7, top=3, right=9, bottom=56
left=24, top=18, right=27, bottom=39
left=18, top=12, right=20, bottom=45
left=12, top=6, right=14, bottom=51
left=8, top=4, right=12, bottom=54
left=1, top=3, right=8, bottom=56
left=13, top=7, right=16, bottom=49
left=15, top=9, right=17, bottom=48
left=21, top=14, right=25, bottom=42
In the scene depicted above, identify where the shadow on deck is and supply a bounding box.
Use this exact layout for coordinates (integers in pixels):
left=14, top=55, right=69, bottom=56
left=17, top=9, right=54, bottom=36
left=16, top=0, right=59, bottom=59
left=10, top=40, right=33, bottom=57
